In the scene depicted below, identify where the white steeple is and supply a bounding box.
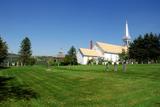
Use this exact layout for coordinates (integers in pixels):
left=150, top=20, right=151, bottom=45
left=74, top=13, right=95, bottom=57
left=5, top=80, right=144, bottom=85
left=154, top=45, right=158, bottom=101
left=123, top=20, right=131, bottom=46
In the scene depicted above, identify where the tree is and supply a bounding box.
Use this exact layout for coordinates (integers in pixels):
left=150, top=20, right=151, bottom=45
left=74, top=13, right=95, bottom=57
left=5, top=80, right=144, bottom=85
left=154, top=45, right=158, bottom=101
left=64, top=46, right=78, bottom=65
left=28, top=57, right=36, bottom=66
left=119, top=49, right=128, bottom=62
left=97, top=57, right=104, bottom=65
left=129, top=33, right=160, bottom=63
left=19, top=37, right=32, bottom=65
left=0, top=37, right=8, bottom=65
left=87, top=59, right=96, bottom=65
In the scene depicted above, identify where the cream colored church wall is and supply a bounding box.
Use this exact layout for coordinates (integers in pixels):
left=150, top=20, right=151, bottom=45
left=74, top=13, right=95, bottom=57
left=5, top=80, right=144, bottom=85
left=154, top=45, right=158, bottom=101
left=76, top=51, right=91, bottom=65
left=77, top=51, right=84, bottom=64
left=82, top=56, right=88, bottom=65
left=103, top=53, right=119, bottom=62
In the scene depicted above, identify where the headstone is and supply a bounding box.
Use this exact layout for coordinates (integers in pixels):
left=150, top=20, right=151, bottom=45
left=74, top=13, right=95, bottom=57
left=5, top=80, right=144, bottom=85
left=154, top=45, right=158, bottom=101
left=122, top=62, right=126, bottom=72
left=17, top=62, right=19, bottom=67
left=7, top=62, right=10, bottom=67
left=112, top=62, right=114, bottom=65
left=105, top=62, right=109, bottom=71
left=12, top=62, right=15, bottom=66
left=114, top=62, right=118, bottom=72
left=21, top=62, right=23, bottom=66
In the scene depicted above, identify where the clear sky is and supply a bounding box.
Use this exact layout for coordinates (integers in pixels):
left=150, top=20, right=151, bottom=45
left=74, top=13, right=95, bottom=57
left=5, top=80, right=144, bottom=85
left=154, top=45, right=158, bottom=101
left=0, top=0, right=160, bottom=56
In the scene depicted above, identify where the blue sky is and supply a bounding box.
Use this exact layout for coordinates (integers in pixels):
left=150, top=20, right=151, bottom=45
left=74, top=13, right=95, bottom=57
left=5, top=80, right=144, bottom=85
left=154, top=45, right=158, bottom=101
left=0, top=0, right=160, bottom=55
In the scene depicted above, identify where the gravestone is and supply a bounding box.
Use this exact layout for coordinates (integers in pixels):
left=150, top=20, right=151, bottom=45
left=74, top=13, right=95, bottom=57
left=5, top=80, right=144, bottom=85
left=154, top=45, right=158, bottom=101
left=7, top=62, right=10, bottom=67
left=12, top=62, right=15, bottom=66
left=122, top=61, right=126, bottom=72
left=114, top=62, right=118, bottom=72
left=21, top=62, right=23, bottom=66
left=105, top=62, right=109, bottom=71
left=16, top=62, right=19, bottom=67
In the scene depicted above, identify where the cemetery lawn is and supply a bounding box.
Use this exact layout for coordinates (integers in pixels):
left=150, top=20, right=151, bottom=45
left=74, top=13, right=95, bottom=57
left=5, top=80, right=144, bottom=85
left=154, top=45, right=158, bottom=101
left=0, top=64, right=160, bottom=107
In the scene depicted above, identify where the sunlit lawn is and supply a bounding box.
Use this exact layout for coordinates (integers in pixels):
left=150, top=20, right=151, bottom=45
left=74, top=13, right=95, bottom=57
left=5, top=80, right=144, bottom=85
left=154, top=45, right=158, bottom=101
left=0, top=64, right=160, bottom=107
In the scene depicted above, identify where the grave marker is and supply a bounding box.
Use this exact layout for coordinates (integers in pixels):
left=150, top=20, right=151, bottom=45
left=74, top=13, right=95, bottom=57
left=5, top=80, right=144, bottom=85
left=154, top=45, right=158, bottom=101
left=122, top=61, right=126, bottom=72
left=114, top=62, right=118, bottom=72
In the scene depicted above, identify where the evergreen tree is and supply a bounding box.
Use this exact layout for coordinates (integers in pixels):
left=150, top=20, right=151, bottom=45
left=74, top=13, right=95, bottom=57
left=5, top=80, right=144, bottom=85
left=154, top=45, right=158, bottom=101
left=0, top=37, right=8, bottom=64
left=64, top=46, right=77, bottom=65
left=119, top=49, right=128, bottom=62
left=19, top=37, right=32, bottom=65
left=129, top=33, right=160, bottom=63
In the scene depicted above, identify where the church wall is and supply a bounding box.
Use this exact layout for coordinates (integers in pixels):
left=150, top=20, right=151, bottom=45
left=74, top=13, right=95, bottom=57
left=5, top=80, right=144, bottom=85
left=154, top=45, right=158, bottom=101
left=76, top=51, right=91, bottom=65
left=77, top=43, right=121, bottom=64
left=77, top=51, right=84, bottom=64
left=77, top=51, right=120, bottom=65
left=83, top=56, right=89, bottom=65
left=103, top=53, right=119, bottom=62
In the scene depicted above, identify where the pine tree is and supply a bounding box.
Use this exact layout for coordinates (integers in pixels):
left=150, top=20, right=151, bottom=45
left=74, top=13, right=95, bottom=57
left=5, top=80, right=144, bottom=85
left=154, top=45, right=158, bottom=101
left=119, top=49, right=128, bottom=62
left=0, top=37, right=8, bottom=64
left=19, top=37, right=32, bottom=65
left=129, top=33, right=160, bottom=63
left=64, top=46, right=77, bottom=65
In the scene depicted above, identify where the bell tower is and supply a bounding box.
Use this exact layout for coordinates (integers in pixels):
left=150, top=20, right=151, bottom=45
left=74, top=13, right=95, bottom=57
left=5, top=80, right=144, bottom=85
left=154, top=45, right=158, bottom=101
left=123, top=20, right=131, bottom=46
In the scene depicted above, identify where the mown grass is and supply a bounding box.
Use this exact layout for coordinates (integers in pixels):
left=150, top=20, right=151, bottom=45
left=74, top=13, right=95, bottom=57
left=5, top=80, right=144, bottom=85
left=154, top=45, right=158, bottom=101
left=0, top=64, right=160, bottom=107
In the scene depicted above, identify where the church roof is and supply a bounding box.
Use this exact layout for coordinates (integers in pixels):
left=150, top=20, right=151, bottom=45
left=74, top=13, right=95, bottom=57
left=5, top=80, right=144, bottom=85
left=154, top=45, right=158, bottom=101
left=79, top=48, right=101, bottom=57
left=96, top=42, right=127, bottom=54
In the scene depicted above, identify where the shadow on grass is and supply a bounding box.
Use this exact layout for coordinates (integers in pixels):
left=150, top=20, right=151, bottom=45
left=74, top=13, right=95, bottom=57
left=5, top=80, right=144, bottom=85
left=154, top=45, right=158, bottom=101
left=116, top=70, right=160, bottom=81
left=55, top=67, right=105, bottom=72
left=0, top=67, right=10, bottom=70
left=0, top=76, right=39, bottom=102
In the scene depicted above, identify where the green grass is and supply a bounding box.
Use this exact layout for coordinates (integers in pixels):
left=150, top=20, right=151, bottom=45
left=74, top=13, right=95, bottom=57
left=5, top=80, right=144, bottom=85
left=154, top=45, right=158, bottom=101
left=0, top=64, right=160, bottom=107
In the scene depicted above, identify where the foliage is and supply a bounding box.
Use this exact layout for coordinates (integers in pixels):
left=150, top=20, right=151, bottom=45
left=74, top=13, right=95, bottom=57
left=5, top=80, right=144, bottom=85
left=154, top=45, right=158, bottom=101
left=0, top=37, right=8, bottom=64
left=107, top=60, right=112, bottom=65
left=87, top=59, right=96, bottom=65
left=63, top=55, right=72, bottom=65
left=47, top=58, right=60, bottom=66
left=129, top=33, right=160, bottom=63
left=27, top=57, right=36, bottom=66
left=119, top=49, right=129, bottom=62
left=64, top=46, right=77, bottom=65
left=97, top=57, right=104, bottom=65
left=19, top=37, right=32, bottom=65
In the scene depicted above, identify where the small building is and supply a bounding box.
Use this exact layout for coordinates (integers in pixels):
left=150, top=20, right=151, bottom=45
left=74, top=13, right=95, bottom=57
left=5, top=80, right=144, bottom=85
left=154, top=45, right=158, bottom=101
left=54, top=51, right=65, bottom=62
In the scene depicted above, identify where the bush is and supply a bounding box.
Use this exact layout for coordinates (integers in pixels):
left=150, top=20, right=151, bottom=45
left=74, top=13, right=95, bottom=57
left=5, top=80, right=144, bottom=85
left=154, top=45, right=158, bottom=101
left=26, top=57, right=36, bottom=66
left=98, top=57, right=104, bottom=65
left=87, top=59, right=96, bottom=65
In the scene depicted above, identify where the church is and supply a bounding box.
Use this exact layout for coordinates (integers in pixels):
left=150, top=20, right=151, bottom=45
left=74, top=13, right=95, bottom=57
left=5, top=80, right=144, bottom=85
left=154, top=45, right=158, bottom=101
left=77, top=21, right=132, bottom=65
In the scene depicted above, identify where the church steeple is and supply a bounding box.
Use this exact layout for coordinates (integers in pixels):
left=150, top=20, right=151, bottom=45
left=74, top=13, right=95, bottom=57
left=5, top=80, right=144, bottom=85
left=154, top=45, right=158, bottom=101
left=123, top=20, right=131, bottom=46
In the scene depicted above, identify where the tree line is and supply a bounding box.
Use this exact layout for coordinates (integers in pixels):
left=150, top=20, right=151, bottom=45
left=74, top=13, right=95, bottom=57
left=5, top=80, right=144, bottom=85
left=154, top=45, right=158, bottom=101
left=120, top=33, right=160, bottom=64
left=2, top=32, right=159, bottom=66
left=0, top=36, right=78, bottom=67
left=46, top=46, right=78, bottom=66
left=0, top=36, right=34, bottom=67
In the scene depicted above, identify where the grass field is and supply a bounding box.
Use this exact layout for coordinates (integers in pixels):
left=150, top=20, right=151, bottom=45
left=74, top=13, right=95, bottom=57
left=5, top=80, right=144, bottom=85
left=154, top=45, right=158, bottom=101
left=0, top=64, right=160, bottom=107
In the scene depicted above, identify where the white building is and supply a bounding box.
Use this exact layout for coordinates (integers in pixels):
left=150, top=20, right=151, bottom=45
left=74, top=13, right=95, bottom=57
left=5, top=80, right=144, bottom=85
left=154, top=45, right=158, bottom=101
left=77, top=21, right=131, bottom=65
